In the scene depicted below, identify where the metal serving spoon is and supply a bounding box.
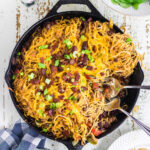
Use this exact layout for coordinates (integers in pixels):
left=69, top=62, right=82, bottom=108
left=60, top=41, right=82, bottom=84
left=103, top=78, right=150, bottom=99
left=104, top=98, right=150, bottom=136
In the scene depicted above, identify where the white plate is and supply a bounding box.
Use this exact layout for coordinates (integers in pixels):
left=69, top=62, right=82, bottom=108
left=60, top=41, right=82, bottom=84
left=102, top=0, right=150, bottom=16
left=108, top=130, right=150, bottom=150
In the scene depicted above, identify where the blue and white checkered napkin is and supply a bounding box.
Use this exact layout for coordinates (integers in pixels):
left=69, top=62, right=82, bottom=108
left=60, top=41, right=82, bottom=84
left=0, top=119, right=47, bottom=150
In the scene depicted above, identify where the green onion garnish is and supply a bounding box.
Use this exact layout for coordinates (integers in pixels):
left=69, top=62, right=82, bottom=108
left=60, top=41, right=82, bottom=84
left=69, top=96, right=77, bottom=101
left=12, top=75, right=16, bottom=80
left=49, top=124, right=52, bottom=127
left=70, top=53, right=73, bottom=58
left=46, top=56, right=52, bottom=61
left=50, top=102, right=62, bottom=109
left=36, top=92, right=41, bottom=96
left=39, top=45, right=49, bottom=50
left=54, top=60, right=59, bottom=67
left=71, top=78, right=75, bottom=82
left=61, top=64, right=65, bottom=68
left=20, top=72, right=24, bottom=76
left=40, top=85, right=44, bottom=90
left=126, top=38, right=132, bottom=44
left=44, top=88, right=48, bottom=95
left=70, top=110, right=74, bottom=115
left=45, top=95, right=53, bottom=101
left=88, top=55, right=94, bottom=62
left=45, top=78, right=51, bottom=84
left=38, top=63, right=46, bottom=69
left=80, top=16, right=86, bottom=21
left=17, top=52, right=21, bottom=56
left=64, top=54, right=70, bottom=60
left=80, top=35, right=85, bottom=40
left=28, top=73, right=35, bottom=81
left=63, top=39, right=72, bottom=49
left=81, top=50, right=92, bottom=54
left=42, top=128, right=48, bottom=133
left=39, top=102, right=45, bottom=108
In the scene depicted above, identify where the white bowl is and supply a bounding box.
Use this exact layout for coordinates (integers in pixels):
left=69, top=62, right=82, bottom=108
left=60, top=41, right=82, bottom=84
left=102, top=0, right=150, bottom=16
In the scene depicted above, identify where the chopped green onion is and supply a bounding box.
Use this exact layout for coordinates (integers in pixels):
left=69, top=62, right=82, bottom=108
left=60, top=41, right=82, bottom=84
left=37, top=110, right=43, bottom=116
left=82, top=50, right=92, bottom=54
left=17, top=52, right=21, bottom=56
left=36, top=92, right=41, bottom=96
left=44, top=88, right=48, bottom=95
left=70, top=110, right=74, bottom=115
left=80, top=35, right=85, bottom=40
left=71, top=78, right=75, bottom=82
left=80, top=16, right=86, bottom=21
left=89, top=83, right=92, bottom=87
left=50, top=102, right=62, bottom=109
left=64, top=54, right=70, bottom=60
left=42, top=128, right=48, bottom=133
left=80, top=88, right=84, bottom=92
left=45, top=95, right=53, bottom=101
left=78, top=52, right=81, bottom=57
left=69, top=95, right=77, bottom=101
left=45, top=78, right=51, bottom=84
left=49, top=124, right=52, bottom=127
left=39, top=45, right=49, bottom=50
left=20, top=72, right=24, bottom=76
left=38, top=63, right=46, bottom=69
left=54, top=60, right=59, bottom=67
left=28, top=73, right=35, bottom=81
left=50, top=103, right=56, bottom=109
left=72, top=85, right=76, bottom=88
left=56, top=102, right=62, bottom=108
left=61, top=64, right=65, bottom=68
left=70, top=53, right=73, bottom=58
left=39, top=102, right=45, bottom=108
left=46, top=56, right=52, bottom=61
left=88, top=55, right=94, bottom=62
left=40, top=85, right=44, bottom=90
left=12, top=75, right=16, bottom=80
left=126, top=38, right=132, bottom=44
left=63, top=39, right=72, bottom=49
left=46, top=70, right=49, bottom=75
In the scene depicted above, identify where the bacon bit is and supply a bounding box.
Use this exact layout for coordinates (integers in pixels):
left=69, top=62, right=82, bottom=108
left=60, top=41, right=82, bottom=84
left=72, top=46, right=77, bottom=51
left=71, top=87, right=77, bottom=93
left=50, top=65, right=57, bottom=73
left=86, top=66, right=93, bottom=70
left=63, top=130, right=70, bottom=137
left=87, top=17, right=92, bottom=22
left=100, top=72, right=104, bottom=76
left=58, top=85, right=65, bottom=93
left=82, top=41, right=88, bottom=50
left=53, top=98, right=59, bottom=102
left=92, top=82, right=99, bottom=89
left=58, top=95, right=64, bottom=100
left=14, top=69, right=20, bottom=74
left=70, top=59, right=75, bottom=65
left=48, top=110, right=53, bottom=116
left=40, top=57, right=44, bottom=63
left=91, top=128, right=102, bottom=136
left=41, top=69, right=46, bottom=75
left=32, top=79, right=40, bottom=85
left=67, top=72, right=72, bottom=77
left=85, top=74, right=91, bottom=80
left=8, top=87, right=14, bottom=92
left=72, top=81, right=77, bottom=86
left=87, top=122, right=92, bottom=127
left=81, top=86, right=87, bottom=91
left=75, top=72, right=80, bottom=81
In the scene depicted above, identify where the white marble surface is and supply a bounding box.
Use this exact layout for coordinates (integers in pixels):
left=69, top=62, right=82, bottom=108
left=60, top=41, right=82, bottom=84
left=0, top=0, right=150, bottom=150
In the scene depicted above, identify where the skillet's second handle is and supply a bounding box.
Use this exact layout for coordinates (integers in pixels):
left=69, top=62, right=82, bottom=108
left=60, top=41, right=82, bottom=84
left=124, top=85, right=150, bottom=90
left=46, top=0, right=102, bottom=17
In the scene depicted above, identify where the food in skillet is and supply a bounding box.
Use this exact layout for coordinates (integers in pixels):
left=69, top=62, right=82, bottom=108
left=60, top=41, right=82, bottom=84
left=12, top=17, right=140, bottom=145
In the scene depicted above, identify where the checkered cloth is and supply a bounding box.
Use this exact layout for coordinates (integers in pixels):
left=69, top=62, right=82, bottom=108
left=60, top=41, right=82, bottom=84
left=0, top=119, right=47, bottom=150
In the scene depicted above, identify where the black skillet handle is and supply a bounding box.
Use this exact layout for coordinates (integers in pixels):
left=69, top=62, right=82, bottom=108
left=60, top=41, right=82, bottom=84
left=46, top=0, right=103, bottom=18
left=61, top=140, right=83, bottom=150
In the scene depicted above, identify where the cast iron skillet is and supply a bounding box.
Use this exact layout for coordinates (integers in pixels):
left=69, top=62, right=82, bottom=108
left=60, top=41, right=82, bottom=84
left=5, top=0, right=144, bottom=149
